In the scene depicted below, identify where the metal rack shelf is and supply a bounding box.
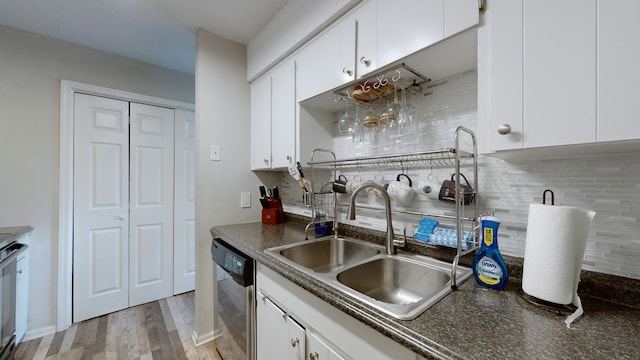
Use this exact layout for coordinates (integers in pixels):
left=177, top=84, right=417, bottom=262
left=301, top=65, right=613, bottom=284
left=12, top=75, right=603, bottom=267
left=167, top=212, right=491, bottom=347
left=333, top=63, right=430, bottom=107
left=307, top=148, right=474, bottom=170
left=303, top=126, right=479, bottom=289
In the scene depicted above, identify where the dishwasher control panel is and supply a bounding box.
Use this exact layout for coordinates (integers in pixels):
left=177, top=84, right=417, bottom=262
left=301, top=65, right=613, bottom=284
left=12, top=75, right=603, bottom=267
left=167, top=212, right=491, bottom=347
left=211, top=237, right=254, bottom=287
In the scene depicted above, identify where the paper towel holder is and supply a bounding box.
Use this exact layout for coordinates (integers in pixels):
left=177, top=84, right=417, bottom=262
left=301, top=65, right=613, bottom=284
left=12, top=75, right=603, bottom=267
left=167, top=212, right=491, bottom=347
left=542, top=189, right=555, bottom=205
left=515, top=287, right=576, bottom=316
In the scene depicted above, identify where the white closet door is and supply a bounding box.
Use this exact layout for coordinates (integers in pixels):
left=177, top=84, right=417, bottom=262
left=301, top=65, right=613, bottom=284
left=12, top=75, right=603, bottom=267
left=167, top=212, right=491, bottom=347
left=173, top=109, right=196, bottom=294
left=129, top=103, right=175, bottom=306
left=73, top=93, right=130, bottom=322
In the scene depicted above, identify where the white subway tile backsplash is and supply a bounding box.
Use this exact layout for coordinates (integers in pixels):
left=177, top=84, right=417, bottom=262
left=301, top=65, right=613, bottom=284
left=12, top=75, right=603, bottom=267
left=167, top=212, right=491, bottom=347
left=282, top=69, right=640, bottom=280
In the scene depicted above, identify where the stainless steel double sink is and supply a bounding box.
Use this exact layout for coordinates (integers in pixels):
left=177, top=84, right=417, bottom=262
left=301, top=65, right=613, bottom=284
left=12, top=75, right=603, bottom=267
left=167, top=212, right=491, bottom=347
left=265, top=237, right=472, bottom=320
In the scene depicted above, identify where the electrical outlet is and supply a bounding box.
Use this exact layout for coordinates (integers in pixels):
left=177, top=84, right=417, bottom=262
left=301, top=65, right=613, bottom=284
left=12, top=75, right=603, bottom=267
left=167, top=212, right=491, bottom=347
left=240, top=192, right=251, bottom=208
left=210, top=145, right=221, bottom=161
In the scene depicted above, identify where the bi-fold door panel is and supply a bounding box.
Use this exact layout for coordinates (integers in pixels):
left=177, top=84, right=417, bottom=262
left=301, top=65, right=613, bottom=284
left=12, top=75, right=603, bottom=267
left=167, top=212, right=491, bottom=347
left=73, top=93, right=130, bottom=322
left=129, top=102, right=175, bottom=307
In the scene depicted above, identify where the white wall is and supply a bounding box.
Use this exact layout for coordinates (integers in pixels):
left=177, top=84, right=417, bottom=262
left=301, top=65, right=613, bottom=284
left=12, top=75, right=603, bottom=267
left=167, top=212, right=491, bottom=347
left=194, top=29, right=280, bottom=343
left=0, top=25, right=194, bottom=335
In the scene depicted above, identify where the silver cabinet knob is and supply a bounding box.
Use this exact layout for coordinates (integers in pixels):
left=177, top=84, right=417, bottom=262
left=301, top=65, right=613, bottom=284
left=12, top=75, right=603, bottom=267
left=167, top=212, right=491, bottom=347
left=118, top=215, right=125, bottom=221
left=309, top=352, right=319, bottom=360
left=359, top=57, right=371, bottom=67
left=286, top=155, right=292, bottom=162
left=264, top=158, right=269, bottom=165
left=342, top=67, right=353, bottom=76
left=497, top=124, right=512, bottom=135
left=290, top=338, right=299, bottom=347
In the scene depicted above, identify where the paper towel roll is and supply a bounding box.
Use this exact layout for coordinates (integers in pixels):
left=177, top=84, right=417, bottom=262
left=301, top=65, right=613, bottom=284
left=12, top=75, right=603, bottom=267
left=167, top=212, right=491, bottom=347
left=522, top=203, right=595, bottom=327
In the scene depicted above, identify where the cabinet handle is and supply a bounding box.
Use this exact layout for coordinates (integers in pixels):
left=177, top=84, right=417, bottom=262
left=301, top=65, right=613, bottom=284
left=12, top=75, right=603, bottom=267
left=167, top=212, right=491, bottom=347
left=497, top=124, right=512, bottom=135
left=118, top=215, right=125, bottom=221
left=291, top=338, right=299, bottom=347
left=359, top=57, right=371, bottom=67
left=309, top=352, right=319, bottom=360
left=342, top=67, right=353, bottom=76
left=286, top=155, right=292, bottom=162
left=17, top=269, right=23, bottom=274
left=263, top=158, right=269, bottom=165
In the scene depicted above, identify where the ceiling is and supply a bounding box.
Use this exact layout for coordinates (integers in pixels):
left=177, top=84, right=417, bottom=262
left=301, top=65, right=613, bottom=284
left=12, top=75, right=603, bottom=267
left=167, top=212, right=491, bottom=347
left=0, top=0, right=290, bottom=75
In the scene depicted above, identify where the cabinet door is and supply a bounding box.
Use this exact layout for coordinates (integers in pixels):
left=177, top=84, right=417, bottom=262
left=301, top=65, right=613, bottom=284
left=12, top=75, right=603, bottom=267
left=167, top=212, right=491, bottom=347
left=257, top=294, right=289, bottom=360
left=354, top=0, right=378, bottom=78
left=445, top=0, right=480, bottom=37
left=16, top=253, right=29, bottom=343
left=597, top=0, right=640, bottom=142
left=523, top=0, right=596, bottom=148
left=486, top=0, right=524, bottom=151
left=307, top=331, right=346, bottom=360
left=251, top=75, right=272, bottom=170
left=271, top=59, right=296, bottom=168
left=377, top=0, right=444, bottom=67
left=297, top=20, right=355, bottom=102
left=288, top=318, right=306, bottom=360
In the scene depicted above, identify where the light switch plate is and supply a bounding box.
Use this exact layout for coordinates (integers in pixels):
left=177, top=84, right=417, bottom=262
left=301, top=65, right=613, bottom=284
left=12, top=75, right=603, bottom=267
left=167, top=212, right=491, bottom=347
left=210, top=145, right=221, bottom=161
left=240, top=192, right=251, bottom=208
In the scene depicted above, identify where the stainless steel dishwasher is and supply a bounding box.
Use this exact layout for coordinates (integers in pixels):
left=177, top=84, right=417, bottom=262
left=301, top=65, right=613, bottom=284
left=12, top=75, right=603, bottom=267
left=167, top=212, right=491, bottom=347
left=211, top=237, right=255, bottom=360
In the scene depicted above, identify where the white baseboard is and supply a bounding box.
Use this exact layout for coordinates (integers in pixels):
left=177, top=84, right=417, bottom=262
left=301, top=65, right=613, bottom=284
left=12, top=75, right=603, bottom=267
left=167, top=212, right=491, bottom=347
left=191, top=328, right=220, bottom=347
left=23, top=325, right=57, bottom=342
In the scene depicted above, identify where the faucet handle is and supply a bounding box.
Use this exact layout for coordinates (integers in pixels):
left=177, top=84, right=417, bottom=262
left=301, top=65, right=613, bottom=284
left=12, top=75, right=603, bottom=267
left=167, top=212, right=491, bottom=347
left=393, top=227, right=407, bottom=248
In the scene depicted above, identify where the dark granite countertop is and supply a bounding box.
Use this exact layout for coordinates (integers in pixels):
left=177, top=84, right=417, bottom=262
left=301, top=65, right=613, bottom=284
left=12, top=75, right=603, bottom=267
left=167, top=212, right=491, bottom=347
left=210, top=219, right=640, bottom=359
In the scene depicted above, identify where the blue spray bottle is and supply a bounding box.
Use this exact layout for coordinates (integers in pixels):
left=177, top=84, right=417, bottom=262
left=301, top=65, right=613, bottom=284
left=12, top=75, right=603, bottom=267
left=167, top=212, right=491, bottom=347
left=472, top=216, right=508, bottom=290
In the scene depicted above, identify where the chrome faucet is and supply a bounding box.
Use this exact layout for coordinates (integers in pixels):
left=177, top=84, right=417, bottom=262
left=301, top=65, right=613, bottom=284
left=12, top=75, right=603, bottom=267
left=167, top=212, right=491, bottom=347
left=347, top=183, right=404, bottom=255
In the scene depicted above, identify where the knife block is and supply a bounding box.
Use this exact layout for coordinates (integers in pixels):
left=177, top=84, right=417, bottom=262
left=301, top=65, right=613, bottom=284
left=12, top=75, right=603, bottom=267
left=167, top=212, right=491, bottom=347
left=262, top=198, right=285, bottom=224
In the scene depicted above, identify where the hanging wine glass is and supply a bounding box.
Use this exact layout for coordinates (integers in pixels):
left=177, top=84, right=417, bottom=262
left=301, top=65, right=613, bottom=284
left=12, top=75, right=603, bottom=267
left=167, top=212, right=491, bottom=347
left=398, top=87, right=418, bottom=151
left=338, top=101, right=353, bottom=135
left=352, top=105, right=364, bottom=144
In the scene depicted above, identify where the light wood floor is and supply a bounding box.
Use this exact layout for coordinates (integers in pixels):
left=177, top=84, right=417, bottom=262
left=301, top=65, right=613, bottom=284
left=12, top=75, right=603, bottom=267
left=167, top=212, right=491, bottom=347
left=13, top=290, right=245, bottom=360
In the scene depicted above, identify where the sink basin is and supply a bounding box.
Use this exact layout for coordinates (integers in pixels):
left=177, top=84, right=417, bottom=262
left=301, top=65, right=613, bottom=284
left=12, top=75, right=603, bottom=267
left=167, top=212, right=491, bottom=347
left=337, top=257, right=450, bottom=305
left=336, top=255, right=472, bottom=320
left=267, top=237, right=380, bottom=273
left=264, top=238, right=471, bottom=320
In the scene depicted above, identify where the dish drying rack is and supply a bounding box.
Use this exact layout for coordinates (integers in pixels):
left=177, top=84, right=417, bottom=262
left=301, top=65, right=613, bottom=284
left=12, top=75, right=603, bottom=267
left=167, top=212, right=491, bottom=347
left=304, top=126, right=479, bottom=289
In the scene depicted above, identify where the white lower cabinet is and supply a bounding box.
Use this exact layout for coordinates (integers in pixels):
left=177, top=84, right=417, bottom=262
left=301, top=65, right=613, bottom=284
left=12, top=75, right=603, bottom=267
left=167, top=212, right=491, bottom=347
left=256, top=293, right=305, bottom=360
left=256, top=263, right=419, bottom=360
left=307, top=330, right=346, bottom=360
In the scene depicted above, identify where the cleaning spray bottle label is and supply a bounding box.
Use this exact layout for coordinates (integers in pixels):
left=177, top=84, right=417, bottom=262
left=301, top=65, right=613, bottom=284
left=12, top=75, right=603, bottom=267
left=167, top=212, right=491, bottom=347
left=483, top=227, right=494, bottom=246
left=475, top=257, right=503, bottom=285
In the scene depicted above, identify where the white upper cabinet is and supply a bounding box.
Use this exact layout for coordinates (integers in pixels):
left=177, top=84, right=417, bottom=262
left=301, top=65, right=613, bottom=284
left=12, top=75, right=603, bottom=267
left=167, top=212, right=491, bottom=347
left=445, top=0, right=481, bottom=37
left=295, top=0, right=480, bottom=101
left=271, top=59, right=297, bottom=169
left=479, top=0, right=524, bottom=152
left=251, top=75, right=272, bottom=170
left=296, top=18, right=355, bottom=102
left=597, top=0, right=640, bottom=142
left=481, top=0, right=640, bottom=155
left=479, top=0, right=599, bottom=153
left=523, top=0, right=596, bottom=148
left=354, top=0, right=378, bottom=78
left=377, top=0, right=445, bottom=68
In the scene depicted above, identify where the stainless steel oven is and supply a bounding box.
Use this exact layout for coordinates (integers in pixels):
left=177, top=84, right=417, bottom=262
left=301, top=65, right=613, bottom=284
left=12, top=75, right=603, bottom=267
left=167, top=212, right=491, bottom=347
left=211, top=237, right=255, bottom=360
left=0, top=240, right=28, bottom=360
